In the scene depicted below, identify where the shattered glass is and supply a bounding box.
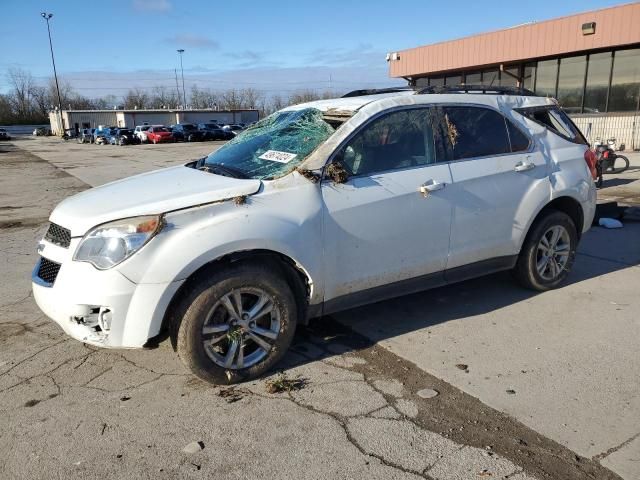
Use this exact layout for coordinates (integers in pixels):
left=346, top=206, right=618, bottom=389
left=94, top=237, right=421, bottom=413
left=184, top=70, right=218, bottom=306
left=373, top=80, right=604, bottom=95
left=204, top=108, right=335, bottom=180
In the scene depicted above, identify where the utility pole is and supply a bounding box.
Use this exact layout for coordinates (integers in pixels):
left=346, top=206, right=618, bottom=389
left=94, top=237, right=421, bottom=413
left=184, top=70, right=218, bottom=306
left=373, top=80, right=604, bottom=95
left=177, top=49, right=186, bottom=109
left=41, top=12, right=64, bottom=133
left=174, top=69, right=181, bottom=108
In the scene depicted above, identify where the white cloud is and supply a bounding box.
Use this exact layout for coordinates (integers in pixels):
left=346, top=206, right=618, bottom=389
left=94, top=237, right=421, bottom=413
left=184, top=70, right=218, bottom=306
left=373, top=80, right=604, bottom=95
left=133, top=0, right=171, bottom=13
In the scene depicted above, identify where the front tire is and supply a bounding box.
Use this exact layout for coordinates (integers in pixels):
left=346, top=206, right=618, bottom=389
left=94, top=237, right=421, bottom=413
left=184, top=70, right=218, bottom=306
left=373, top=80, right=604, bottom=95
left=513, top=210, right=578, bottom=291
left=175, top=263, right=297, bottom=385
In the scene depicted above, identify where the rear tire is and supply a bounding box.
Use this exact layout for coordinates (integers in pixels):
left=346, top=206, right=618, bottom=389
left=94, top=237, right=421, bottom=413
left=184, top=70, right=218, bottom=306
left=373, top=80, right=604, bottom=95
left=174, top=263, right=297, bottom=385
left=610, top=155, right=630, bottom=174
left=513, top=210, right=578, bottom=291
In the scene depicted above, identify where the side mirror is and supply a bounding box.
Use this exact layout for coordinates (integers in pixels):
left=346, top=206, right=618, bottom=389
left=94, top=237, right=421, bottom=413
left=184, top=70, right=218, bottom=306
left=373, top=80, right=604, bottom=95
left=326, top=160, right=350, bottom=184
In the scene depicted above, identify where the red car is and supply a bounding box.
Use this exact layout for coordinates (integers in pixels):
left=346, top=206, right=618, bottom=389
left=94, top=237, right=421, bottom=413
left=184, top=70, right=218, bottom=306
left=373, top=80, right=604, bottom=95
left=146, top=125, right=174, bottom=144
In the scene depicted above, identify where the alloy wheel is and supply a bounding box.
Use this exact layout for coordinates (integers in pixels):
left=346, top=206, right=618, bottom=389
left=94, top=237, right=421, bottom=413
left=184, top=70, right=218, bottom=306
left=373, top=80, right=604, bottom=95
left=536, top=225, right=571, bottom=280
left=201, top=287, right=280, bottom=369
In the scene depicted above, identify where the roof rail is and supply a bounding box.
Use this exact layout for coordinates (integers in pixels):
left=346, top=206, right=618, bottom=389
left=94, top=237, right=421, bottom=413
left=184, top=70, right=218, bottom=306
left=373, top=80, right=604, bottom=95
left=417, top=84, right=537, bottom=96
left=341, top=87, right=415, bottom=98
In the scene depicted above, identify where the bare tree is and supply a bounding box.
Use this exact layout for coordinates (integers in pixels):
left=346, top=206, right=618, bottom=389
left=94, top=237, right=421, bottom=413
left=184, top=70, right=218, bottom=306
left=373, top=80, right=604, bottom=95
left=288, top=89, right=321, bottom=105
left=0, top=93, right=15, bottom=123
left=122, top=88, right=150, bottom=109
left=240, top=88, right=262, bottom=109
left=149, top=86, right=177, bottom=109
left=190, top=85, right=218, bottom=109
left=92, top=94, right=119, bottom=109
left=6, top=67, right=36, bottom=119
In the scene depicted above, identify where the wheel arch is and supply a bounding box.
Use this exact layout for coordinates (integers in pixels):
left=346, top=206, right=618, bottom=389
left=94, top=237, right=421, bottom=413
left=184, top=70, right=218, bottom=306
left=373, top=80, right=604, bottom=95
left=521, top=195, right=585, bottom=250
left=157, top=249, right=314, bottom=350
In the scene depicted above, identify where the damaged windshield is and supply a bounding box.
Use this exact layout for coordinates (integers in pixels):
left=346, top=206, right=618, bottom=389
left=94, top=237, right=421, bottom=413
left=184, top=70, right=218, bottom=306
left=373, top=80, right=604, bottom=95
left=204, top=108, right=335, bottom=180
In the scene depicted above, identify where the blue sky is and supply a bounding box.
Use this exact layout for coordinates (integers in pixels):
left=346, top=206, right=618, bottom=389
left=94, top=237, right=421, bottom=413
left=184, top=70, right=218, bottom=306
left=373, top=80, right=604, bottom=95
left=0, top=0, right=626, bottom=97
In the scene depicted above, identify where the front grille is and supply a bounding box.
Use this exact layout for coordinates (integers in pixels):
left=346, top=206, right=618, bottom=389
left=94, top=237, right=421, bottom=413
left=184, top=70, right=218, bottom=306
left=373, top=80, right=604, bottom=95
left=44, top=222, right=71, bottom=248
left=37, top=257, right=61, bottom=285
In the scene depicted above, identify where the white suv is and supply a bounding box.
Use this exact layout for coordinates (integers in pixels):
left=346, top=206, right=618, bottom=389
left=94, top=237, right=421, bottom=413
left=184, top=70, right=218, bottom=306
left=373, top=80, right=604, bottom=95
left=32, top=87, right=597, bottom=384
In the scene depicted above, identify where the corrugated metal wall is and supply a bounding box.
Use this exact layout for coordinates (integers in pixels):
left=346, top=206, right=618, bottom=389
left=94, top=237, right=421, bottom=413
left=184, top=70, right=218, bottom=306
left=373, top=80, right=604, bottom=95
left=66, top=111, right=117, bottom=131
left=571, top=113, right=640, bottom=150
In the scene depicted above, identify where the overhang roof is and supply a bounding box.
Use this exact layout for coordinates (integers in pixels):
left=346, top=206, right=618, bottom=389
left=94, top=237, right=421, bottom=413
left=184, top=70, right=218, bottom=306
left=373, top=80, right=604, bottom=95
left=389, top=2, right=640, bottom=78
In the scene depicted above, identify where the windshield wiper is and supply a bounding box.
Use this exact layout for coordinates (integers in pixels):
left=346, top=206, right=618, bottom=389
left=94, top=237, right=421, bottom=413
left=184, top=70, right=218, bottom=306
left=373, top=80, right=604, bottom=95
left=199, top=161, right=249, bottom=179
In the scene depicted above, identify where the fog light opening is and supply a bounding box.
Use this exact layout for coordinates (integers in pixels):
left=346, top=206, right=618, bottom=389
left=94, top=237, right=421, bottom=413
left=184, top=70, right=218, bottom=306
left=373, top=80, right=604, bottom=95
left=98, top=307, right=112, bottom=331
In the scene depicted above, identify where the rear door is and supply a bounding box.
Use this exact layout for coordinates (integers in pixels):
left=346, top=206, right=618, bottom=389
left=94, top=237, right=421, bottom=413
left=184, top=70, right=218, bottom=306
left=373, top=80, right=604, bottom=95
left=436, top=105, right=549, bottom=271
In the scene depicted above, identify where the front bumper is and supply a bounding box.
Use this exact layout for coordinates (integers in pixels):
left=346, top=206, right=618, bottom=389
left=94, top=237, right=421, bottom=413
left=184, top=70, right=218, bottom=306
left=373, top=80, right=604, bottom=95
left=32, top=244, right=183, bottom=348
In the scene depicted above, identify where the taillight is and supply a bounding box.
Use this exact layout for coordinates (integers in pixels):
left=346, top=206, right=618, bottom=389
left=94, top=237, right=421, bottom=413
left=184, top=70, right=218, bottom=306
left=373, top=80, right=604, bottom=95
left=603, top=150, right=610, bottom=159
left=584, top=149, right=597, bottom=180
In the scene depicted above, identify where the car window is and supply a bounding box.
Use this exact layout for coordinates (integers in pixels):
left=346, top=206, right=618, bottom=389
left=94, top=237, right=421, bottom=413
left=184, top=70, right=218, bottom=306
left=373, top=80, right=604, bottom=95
left=438, top=106, right=511, bottom=161
left=340, top=108, right=437, bottom=176
left=506, top=120, right=531, bottom=152
left=516, top=106, right=587, bottom=145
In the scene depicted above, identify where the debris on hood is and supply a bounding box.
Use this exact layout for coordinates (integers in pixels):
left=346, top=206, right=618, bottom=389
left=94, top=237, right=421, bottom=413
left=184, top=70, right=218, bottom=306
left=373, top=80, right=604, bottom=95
left=296, top=167, right=321, bottom=184
left=233, top=195, right=248, bottom=206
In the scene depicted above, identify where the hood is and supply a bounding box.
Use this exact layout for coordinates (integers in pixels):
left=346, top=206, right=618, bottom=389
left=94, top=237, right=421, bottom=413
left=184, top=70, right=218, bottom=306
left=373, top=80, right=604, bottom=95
left=51, top=165, right=261, bottom=236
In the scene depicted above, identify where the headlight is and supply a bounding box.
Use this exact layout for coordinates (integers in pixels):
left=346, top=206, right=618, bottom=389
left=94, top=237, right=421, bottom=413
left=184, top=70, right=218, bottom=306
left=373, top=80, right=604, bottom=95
left=74, top=215, right=162, bottom=269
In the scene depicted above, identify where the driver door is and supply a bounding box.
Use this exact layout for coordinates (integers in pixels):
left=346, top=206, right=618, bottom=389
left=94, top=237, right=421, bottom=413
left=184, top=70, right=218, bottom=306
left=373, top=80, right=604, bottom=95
left=321, top=106, right=453, bottom=311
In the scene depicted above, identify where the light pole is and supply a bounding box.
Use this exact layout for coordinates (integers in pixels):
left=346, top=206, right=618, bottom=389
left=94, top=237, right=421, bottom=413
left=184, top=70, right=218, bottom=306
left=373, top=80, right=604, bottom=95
left=41, top=12, right=64, bottom=134
left=177, top=49, right=186, bottom=108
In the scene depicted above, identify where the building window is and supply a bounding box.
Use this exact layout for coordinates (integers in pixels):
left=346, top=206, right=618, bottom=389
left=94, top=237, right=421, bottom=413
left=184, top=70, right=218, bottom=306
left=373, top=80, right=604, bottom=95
left=557, top=55, right=587, bottom=112
left=445, top=75, right=462, bottom=86
left=415, top=78, right=429, bottom=88
left=523, top=63, right=536, bottom=91
left=499, top=66, right=519, bottom=87
left=609, top=48, right=640, bottom=112
left=464, top=72, right=482, bottom=85
left=584, top=52, right=612, bottom=113
left=482, top=69, right=499, bottom=86
left=536, top=59, right=558, bottom=97
left=430, top=77, right=445, bottom=87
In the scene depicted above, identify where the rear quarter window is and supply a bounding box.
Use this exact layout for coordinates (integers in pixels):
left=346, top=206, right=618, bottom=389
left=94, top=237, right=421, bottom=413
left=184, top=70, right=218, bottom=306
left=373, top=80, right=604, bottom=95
left=516, top=106, right=587, bottom=145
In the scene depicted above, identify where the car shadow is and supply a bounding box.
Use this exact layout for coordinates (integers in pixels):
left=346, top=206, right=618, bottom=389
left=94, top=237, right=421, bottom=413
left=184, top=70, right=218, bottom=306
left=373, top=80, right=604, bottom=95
left=279, top=221, right=640, bottom=371
left=599, top=178, right=637, bottom=188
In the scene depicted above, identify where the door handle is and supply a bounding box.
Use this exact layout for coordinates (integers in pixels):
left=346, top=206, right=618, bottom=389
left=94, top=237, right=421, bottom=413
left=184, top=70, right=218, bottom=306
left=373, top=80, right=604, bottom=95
left=514, top=161, right=536, bottom=172
left=419, top=180, right=445, bottom=195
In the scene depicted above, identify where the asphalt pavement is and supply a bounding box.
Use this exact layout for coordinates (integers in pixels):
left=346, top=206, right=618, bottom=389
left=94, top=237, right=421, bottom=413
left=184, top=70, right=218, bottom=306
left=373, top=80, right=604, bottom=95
left=1, top=135, right=637, bottom=479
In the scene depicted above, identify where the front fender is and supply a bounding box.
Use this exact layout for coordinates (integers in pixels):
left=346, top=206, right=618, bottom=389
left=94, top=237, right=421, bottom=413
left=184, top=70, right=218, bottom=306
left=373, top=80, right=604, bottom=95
left=116, top=180, right=324, bottom=303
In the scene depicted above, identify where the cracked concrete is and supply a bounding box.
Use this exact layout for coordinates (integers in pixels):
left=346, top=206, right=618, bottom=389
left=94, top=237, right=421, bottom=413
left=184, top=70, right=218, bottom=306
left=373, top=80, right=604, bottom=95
left=0, top=138, right=631, bottom=479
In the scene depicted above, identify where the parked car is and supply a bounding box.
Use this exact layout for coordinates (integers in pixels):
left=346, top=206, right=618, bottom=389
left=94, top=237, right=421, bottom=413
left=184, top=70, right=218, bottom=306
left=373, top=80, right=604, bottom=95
left=109, top=128, right=140, bottom=146
left=93, top=126, right=114, bottom=145
left=77, top=128, right=95, bottom=144
left=198, top=123, right=234, bottom=140
left=0, top=128, right=11, bottom=140
left=222, top=124, right=245, bottom=136
left=134, top=125, right=151, bottom=143
left=171, top=123, right=206, bottom=142
left=146, top=125, right=174, bottom=144
left=31, top=87, right=596, bottom=385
